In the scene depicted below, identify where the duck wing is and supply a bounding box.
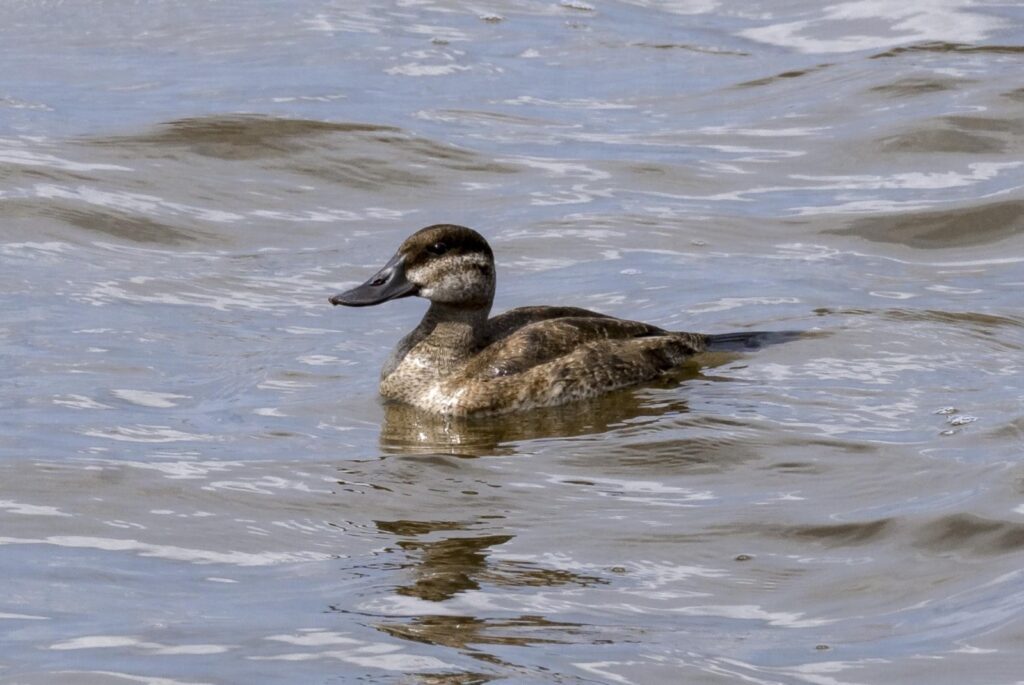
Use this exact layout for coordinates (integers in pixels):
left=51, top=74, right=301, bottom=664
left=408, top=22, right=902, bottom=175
left=446, top=322, right=708, bottom=414
left=470, top=314, right=701, bottom=378
left=484, top=306, right=613, bottom=343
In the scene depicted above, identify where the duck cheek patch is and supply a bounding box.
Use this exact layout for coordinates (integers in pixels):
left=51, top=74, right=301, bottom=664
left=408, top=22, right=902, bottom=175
left=423, top=271, right=483, bottom=304
left=431, top=254, right=493, bottom=300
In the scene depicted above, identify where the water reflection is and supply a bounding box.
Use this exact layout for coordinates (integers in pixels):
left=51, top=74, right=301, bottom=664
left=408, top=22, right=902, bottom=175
left=370, top=516, right=607, bottom=669
left=831, top=199, right=1024, bottom=248
left=870, top=42, right=1024, bottom=59
left=1, top=190, right=204, bottom=245
left=92, top=114, right=519, bottom=186
left=378, top=614, right=580, bottom=649
left=394, top=533, right=514, bottom=602
left=92, top=115, right=401, bottom=159
left=374, top=519, right=606, bottom=604
left=378, top=382, right=696, bottom=457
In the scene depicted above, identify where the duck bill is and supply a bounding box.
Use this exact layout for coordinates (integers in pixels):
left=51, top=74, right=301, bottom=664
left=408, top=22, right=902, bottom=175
left=329, top=253, right=418, bottom=307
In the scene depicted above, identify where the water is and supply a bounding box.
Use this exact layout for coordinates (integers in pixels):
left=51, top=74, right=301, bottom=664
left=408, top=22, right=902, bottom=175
left=2, top=1, right=1024, bottom=683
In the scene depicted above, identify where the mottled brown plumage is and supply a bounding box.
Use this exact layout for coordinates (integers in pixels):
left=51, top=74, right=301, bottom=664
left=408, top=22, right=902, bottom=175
left=329, top=224, right=712, bottom=415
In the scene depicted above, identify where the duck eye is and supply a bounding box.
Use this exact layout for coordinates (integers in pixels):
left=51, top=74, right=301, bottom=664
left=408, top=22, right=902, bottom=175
left=426, top=242, right=448, bottom=256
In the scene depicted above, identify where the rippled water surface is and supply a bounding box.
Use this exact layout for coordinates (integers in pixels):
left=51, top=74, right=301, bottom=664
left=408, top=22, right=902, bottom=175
left=3, top=1, right=1024, bottom=683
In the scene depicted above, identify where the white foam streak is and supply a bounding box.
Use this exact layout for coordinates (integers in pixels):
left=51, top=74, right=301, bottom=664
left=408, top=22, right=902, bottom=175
left=385, top=63, right=470, bottom=76
left=499, top=156, right=610, bottom=180
left=33, top=672, right=213, bottom=685
left=674, top=604, right=833, bottom=627
left=111, top=389, right=191, bottom=408
left=0, top=147, right=130, bottom=171
left=689, top=296, right=800, bottom=313
left=0, top=535, right=332, bottom=566
left=34, top=184, right=243, bottom=223
left=792, top=163, right=1022, bottom=192
left=267, top=632, right=362, bottom=646
left=50, top=635, right=230, bottom=655
left=502, top=95, right=635, bottom=110
left=304, top=12, right=383, bottom=34
left=53, top=394, right=113, bottom=410
left=740, top=0, right=1005, bottom=54
left=253, top=631, right=453, bottom=670
left=0, top=499, right=71, bottom=517
left=106, top=459, right=242, bottom=479
left=81, top=425, right=216, bottom=443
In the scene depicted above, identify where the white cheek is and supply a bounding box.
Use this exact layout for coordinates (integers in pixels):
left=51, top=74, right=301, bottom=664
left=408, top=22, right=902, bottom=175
left=408, top=254, right=491, bottom=300
left=440, top=271, right=476, bottom=293
left=407, top=265, right=432, bottom=295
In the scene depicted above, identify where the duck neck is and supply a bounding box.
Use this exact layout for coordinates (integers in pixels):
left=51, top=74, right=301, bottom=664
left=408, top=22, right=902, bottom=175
left=414, top=301, right=492, bottom=364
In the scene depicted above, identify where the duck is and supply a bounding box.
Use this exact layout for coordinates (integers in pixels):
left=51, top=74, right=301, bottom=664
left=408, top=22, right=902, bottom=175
left=330, top=224, right=786, bottom=415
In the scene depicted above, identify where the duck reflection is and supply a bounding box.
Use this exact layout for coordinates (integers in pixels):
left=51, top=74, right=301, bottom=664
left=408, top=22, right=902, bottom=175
left=370, top=517, right=606, bottom=656
left=378, top=614, right=584, bottom=650
left=394, top=535, right=513, bottom=602
left=378, top=363, right=707, bottom=457
left=374, top=519, right=604, bottom=604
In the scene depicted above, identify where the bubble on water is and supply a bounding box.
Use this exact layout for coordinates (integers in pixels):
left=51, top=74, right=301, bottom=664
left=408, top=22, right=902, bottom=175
left=947, top=415, right=978, bottom=426
left=933, top=406, right=957, bottom=415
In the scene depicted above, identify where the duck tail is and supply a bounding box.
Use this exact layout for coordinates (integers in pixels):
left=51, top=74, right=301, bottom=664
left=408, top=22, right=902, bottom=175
left=704, top=330, right=804, bottom=351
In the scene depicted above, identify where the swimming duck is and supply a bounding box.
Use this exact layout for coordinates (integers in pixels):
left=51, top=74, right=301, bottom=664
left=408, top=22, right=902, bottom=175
left=330, top=224, right=775, bottom=415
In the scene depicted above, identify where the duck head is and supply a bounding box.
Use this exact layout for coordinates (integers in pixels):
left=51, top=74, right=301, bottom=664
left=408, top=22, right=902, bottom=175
left=329, top=224, right=496, bottom=309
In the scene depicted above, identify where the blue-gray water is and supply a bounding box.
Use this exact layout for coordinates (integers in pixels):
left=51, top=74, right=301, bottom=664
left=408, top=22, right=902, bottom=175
left=2, top=1, right=1024, bottom=683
